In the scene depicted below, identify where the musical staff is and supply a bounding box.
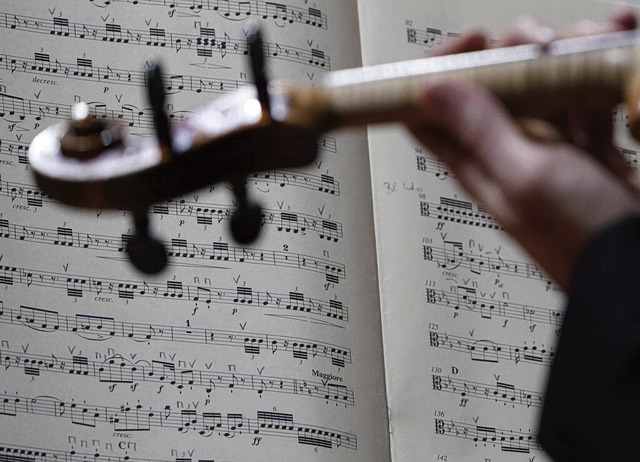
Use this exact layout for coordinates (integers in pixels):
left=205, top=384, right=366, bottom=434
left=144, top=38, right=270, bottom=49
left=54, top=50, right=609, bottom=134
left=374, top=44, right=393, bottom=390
left=319, top=136, right=337, bottom=153
left=429, top=331, right=554, bottom=367
left=613, top=104, right=629, bottom=126
left=416, top=153, right=452, bottom=180
left=0, top=12, right=330, bottom=68
left=432, top=374, right=544, bottom=409
left=250, top=170, right=340, bottom=195
left=86, top=0, right=328, bottom=29
left=0, top=263, right=348, bottom=323
left=0, top=176, right=45, bottom=207
left=0, top=91, right=185, bottom=129
left=0, top=96, right=334, bottom=157
left=0, top=393, right=356, bottom=449
left=415, top=133, right=636, bottom=181
left=425, top=284, right=564, bottom=327
left=0, top=302, right=351, bottom=367
left=150, top=199, right=344, bottom=242
left=406, top=26, right=462, bottom=51
left=0, top=349, right=354, bottom=405
left=434, top=418, right=539, bottom=454
left=0, top=137, right=331, bottom=168
left=0, top=52, right=251, bottom=96
left=0, top=219, right=346, bottom=283
left=0, top=443, right=200, bottom=462
left=0, top=178, right=344, bottom=243
left=420, top=198, right=503, bottom=230
left=0, top=138, right=29, bottom=164
left=422, top=241, right=552, bottom=284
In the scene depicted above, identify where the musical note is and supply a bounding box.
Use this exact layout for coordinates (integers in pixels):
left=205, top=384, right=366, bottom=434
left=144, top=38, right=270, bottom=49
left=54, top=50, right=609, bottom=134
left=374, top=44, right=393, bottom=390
left=278, top=212, right=301, bottom=233
left=104, top=22, right=124, bottom=42
left=234, top=286, right=253, bottom=303
left=51, top=17, right=70, bottom=36
left=54, top=226, right=73, bottom=246
left=15, top=305, right=60, bottom=331
left=0, top=266, right=16, bottom=285
left=74, top=314, right=117, bottom=338
left=0, top=218, right=9, bottom=238
left=415, top=151, right=452, bottom=179
left=306, top=6, right=323, bottom=27
left=147, top=27, right=167, bottom=46
left=65, top=277, right=86, bottom=297
left=0, top=93, right=28, bottom=120
left=75, top=57, right=94, bottom=77
left=319, top=220, right=339, bottom=241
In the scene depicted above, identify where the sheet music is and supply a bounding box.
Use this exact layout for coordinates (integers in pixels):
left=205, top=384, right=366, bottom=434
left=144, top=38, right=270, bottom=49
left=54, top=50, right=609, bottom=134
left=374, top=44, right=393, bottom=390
left=0, top=1, right=391, bottom=461
left=357, top=0, right=638, bottom=461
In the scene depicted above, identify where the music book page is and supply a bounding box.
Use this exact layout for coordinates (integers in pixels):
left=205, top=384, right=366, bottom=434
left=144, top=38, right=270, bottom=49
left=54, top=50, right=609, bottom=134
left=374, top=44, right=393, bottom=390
left=357, top=0, right=637, bottom=461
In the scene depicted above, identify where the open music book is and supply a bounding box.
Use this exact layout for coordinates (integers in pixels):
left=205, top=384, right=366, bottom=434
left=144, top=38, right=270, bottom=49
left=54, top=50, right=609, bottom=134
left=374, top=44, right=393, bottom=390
left=0, top=0, right=633, bottom=461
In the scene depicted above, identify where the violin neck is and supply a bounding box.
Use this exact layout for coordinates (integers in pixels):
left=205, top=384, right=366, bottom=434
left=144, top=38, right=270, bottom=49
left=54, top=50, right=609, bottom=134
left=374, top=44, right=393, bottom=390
left=284, top=29, right=640, bottom=132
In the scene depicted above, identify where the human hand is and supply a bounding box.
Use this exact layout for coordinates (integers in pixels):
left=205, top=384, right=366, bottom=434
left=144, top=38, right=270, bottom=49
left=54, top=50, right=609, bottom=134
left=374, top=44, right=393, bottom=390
left=409, top=11, right=640, bottom=288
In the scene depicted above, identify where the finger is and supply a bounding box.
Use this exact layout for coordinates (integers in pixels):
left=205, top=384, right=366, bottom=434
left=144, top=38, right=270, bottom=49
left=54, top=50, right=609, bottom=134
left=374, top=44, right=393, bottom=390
left=554, top=108, right=611, bottom=150
left=555, top=107, right=640, bottom=194
left=611, top=8, right=637, bottom=31
left=598, top=145, right=640, bottom=196
left=416, top=80, right=533, bottom=186
left=407, top=122, right=519, bottom=226
left=566, top=19, right=612, bottom=37
left=494, top=15, right=555, bottom=47
left=429, top=30, right=488, bottom=57
left=508, top=88, right=619, bottom=133
left=565, top=10, right=637, bottom=38
left=497, top=11, right=636, bottom=50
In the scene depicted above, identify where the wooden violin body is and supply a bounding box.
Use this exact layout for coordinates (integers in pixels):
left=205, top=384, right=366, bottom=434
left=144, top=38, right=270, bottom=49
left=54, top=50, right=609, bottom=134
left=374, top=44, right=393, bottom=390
left=27, top=27, right=640, bottom=272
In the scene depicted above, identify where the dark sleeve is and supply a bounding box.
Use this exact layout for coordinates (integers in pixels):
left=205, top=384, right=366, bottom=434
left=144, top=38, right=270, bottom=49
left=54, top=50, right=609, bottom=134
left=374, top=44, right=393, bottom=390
left=539, top=215, right=640, bottom=462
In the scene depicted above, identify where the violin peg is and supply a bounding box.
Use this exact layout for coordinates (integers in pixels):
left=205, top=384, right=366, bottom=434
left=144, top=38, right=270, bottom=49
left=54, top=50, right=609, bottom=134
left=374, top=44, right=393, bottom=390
left=247, top=23, right=271, bottom=118
left=126, top=209, right=168, bottom=274
left=127, top=234, right=168, bottom=274
left=145, top=59, right=174, bottom=161
left=231, top=202, right=263, bottom=244
left=60, top=102, right=123, bottom=160
left=230, top=178, right=262, bottom=244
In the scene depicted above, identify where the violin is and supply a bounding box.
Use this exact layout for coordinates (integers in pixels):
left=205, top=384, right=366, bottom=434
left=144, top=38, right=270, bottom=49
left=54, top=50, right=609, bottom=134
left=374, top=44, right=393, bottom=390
left=27, top=26, right=640, bottom=273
